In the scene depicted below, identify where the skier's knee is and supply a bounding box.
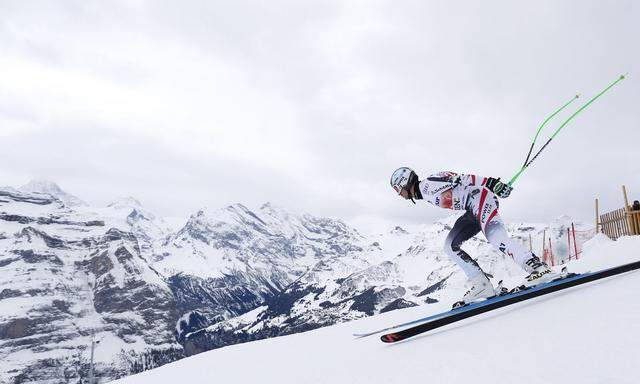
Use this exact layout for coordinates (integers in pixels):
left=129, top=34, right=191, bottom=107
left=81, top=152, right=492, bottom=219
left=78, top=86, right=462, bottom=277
left=443, top=233, right=460, bottom=255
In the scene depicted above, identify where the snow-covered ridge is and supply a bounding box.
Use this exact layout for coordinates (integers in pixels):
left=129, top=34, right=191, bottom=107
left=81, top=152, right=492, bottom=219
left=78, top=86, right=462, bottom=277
left=19, top=179, right=86, bottom=207
left=0, top=181, right=593, bottom=383
left=0, top=183, right=366, bottom=382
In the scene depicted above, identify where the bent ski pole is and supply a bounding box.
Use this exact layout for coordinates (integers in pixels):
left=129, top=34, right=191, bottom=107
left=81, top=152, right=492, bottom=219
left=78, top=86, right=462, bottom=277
left=509, top=74, right=627, bottom=186
left=510, top=94, right=580, bottom=186
left=522, top=94, right=580, bottom=167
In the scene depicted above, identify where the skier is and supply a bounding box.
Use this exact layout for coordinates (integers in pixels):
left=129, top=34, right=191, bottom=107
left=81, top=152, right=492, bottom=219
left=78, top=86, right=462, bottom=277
left=390, top=167, right=555, bottom=306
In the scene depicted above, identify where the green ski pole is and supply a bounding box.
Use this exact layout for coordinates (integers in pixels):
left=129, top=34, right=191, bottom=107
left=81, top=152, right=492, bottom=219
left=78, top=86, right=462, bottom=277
left=522, top=94, right=580, bottom=167
left=509, top=74, right=627, bottom=187
left=510, top=94, right=580, bottom=187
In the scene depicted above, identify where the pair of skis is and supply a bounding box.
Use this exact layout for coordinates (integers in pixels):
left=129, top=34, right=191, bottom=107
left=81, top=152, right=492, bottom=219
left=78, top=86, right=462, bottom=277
left=352, top=260, right=640, bottom=343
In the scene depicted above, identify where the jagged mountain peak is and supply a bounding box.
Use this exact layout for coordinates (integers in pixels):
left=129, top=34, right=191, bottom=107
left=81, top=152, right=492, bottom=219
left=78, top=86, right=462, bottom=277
left=108, top=197, right=159, bottom=224
left=260, top=202, right=276, bottom=210
left=107, top=196, right=144, bottom=210
left=258, top=202, right=296, bottom=226
left=20, top=179, right=64, bottom=194
left=390, top=226, right=409, bottom=235
left=19, top=179, right=86, bottom=206
left=195, top=203, right=254, bottom=216
left=127, top=208, right=152, bottom=222
left=222, top=202, right=251, bottom=212
left=187, top=203, right=263, bottom=226
left=176, top=205, right=268, bottom=247
left=188, top=203, right=356, bottom=239
left=259, top=202, right=288, bottom=215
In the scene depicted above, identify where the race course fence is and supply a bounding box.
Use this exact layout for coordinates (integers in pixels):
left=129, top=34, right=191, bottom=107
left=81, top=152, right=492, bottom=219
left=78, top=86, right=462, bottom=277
left=596, top=185, right=640, bottom=240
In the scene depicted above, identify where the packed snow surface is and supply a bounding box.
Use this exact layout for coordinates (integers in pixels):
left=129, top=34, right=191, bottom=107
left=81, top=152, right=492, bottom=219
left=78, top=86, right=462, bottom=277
left=115, top=235, right=640, bottom=384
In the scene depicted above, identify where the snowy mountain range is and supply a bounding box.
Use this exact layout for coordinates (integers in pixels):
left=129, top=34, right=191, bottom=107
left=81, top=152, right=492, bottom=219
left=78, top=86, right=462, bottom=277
left=0, top=181, right=585, bottom=383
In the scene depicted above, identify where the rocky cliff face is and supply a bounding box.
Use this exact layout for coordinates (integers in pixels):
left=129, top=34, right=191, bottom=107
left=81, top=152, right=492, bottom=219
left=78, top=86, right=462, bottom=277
left=157, top=202, right=366, bottom=340
left=0, top=187, right=179, bottom=383
left=0, top=184, right=368, bottom=383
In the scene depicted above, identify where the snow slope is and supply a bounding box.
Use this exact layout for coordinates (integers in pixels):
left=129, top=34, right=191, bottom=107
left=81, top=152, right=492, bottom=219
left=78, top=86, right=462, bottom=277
left=114, top=235, right=640, bottom=384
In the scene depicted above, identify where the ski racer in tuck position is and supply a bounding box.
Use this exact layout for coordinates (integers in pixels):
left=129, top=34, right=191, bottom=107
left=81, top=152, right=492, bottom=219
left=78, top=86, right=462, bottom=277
left=390, top=167, right=555, bottom=306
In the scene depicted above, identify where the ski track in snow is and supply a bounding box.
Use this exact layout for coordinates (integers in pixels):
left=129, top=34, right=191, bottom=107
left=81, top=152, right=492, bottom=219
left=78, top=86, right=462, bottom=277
left=114, top=235, right=640, bottom=384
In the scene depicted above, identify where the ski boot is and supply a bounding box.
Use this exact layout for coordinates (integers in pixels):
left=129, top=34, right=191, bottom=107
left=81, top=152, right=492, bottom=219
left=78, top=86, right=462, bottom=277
left=452, top=273, right=496, bottom=309
left=523, top=257, right=558, bottom=288
left=495, top=280, right=510, bottom=296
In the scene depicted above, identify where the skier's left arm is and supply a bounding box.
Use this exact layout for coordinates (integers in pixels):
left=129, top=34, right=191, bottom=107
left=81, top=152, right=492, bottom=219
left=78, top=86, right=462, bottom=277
left=426, top=172, right=484, bottom=189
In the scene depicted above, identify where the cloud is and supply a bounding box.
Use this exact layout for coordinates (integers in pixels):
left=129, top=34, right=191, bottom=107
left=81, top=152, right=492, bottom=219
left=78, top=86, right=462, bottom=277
left=0, top=0, right=638, bottom=232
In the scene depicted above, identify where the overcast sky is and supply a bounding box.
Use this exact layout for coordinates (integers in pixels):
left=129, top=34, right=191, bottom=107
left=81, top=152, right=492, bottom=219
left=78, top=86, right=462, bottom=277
left=1, top=0, right=638, bottom=233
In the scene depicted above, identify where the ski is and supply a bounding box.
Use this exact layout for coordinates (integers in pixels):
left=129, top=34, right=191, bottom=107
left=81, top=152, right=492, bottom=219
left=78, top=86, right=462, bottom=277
left=380, top=260, right=640, bottom=343
left=354, top=272, right=563, bottom=338
left=354, top=310, right=453, bottom=338
left=353, top=280, right=514, bottom=338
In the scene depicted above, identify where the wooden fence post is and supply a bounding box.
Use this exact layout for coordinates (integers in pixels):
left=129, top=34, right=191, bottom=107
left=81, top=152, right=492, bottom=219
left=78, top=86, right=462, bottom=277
left=595, top=198, right=600, bottom=233
left=632, top=209, right=640, bottom=236
left=572, top=223, right=578, bottom=260
left=597, top=187, right=640, bottom=240
left=567, top=228, right=571, bottom=262
left=623, top=185, right=632, bottom=236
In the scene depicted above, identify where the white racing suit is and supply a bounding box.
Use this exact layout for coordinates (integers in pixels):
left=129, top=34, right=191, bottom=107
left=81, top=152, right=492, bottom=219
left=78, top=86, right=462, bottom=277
left=418, top=171, right=540, bottom=279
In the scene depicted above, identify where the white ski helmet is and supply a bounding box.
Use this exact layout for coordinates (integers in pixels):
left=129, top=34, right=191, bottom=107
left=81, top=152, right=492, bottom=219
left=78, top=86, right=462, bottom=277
left=390, top=167, right=418, bottom=195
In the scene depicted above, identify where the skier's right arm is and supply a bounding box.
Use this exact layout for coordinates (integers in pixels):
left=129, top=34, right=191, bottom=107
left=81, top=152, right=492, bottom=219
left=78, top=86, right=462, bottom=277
left=429, top=172, right=513, bottom=198
left=457, top=174, right=512, bottom=197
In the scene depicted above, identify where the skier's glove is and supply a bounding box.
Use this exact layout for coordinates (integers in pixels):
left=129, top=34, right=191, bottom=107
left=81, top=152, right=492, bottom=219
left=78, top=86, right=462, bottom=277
left=485, top=177, right=513, bottom=198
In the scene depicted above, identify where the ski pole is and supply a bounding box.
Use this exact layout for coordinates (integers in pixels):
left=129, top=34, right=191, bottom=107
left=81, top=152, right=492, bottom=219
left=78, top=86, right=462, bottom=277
left=509, top=74, right=627, bottom=186
left=510, top=94, right=580, bottom=186
left=522, top=94, right=580, bottom=167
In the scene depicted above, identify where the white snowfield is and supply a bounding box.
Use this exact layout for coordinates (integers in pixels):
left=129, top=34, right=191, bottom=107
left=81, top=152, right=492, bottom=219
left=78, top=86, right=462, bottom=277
left=115, top=234, right=640, bottom=384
